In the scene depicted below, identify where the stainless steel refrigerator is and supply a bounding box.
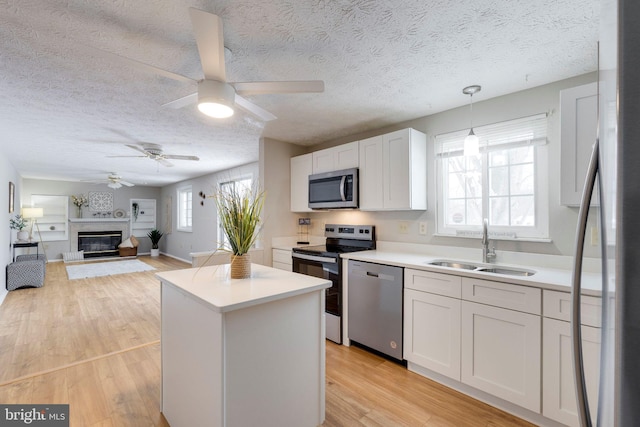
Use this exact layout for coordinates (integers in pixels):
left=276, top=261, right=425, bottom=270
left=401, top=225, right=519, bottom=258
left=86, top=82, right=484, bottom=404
left=572, top=0, right=640, bottom=425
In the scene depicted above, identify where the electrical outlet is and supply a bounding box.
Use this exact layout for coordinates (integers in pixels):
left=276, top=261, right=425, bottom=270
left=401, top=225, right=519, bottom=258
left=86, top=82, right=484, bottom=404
left=398, top=221, right=409, bottom=234
left=418, top=222, right=427, bottom=235
left=591, top=226, right=599, bottom=246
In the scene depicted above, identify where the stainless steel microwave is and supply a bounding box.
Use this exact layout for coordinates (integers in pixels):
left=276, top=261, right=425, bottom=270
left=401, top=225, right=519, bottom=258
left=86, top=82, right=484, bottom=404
left=308, top=168, right=358, bottom=209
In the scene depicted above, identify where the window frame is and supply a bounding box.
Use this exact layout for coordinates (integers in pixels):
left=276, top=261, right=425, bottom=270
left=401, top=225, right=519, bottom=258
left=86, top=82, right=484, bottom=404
left=176, top=185, right=193, bottom=233
left=435, top=114, right=550, bottom=241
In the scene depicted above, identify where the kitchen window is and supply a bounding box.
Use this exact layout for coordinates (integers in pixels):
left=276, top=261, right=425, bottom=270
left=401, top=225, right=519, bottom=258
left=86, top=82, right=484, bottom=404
left=435, top=113, right=549, bottom=240
left=217, top=177, right=253, bottom=249
left=177, top=185, right=193, bottom=232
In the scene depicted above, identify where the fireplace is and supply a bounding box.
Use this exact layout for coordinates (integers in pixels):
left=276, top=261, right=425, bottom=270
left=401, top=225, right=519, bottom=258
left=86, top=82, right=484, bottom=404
left=78, top=231, right=123, bottom=258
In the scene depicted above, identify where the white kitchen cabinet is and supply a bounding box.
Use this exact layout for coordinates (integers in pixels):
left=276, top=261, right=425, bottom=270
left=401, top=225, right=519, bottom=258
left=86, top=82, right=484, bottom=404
left=542, top=317, right=600, bottom=426
left=359, top=128, right=427, bottom=211
left=560, top=82, right=598, bottom=206
left=405, top=289, right=461, bottom=380
left=311, top=141, right=359, bottom=173
left=272, top=248, right=292, bottom=271
left=461, top=300, right=541, bottom=412
left=290, top=153, right=313, bottom=212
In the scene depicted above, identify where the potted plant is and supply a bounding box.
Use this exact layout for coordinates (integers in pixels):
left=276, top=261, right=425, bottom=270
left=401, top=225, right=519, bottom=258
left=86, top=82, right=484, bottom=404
left=215, top=184, right=265, bottom=279
left=9, top=214, right=29, bottom=241
left=147, top=228, right=163, bottom=257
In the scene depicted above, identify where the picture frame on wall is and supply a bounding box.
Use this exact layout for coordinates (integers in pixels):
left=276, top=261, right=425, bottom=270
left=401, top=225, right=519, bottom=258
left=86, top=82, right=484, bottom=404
left=8, top=181, right=14, bottom=213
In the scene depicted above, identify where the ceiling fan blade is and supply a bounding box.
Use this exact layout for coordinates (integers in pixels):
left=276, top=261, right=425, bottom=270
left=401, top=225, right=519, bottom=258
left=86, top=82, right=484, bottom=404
left=162, top=92, right=198, bottom=109
left=157, top=158, right=175, bottom=167
left=164, top=154, right=200, bottom=161
left=234, top=95, right=277, bottom=122
left=233, top=80, right=325, bottom=96
left=120, top=181, right=135, bottom=187
left=79, top=44, right=195, bottom=85
left=125, top=144, right=151, bottom=156
left=106, top=155, right=147, bottom=158
left=189, top=8, right=226, bottom=81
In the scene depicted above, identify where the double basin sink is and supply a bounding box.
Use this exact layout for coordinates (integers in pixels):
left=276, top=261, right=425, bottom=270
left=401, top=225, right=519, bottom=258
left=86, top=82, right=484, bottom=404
left=428, top=260, right=536, bottom=277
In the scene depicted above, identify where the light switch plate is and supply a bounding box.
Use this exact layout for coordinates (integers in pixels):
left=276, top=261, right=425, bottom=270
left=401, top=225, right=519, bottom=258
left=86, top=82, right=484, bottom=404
left=419, top=222, right=427, bottom=235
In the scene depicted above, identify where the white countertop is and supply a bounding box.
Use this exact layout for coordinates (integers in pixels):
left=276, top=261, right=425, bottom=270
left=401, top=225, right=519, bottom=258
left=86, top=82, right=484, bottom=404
left=271, top=235, right=325, bottom=251
left=156, top=263, right=331, bottom=313
left=342, top=250, right=603, bottom=296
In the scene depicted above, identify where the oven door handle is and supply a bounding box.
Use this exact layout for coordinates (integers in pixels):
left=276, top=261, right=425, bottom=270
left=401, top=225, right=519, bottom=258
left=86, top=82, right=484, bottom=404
left=292, top=253, right=338, bottom=264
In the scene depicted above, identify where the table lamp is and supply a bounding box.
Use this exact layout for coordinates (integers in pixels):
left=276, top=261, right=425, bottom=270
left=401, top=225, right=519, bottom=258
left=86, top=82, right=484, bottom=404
left=21, top=207, right=44, bottom=241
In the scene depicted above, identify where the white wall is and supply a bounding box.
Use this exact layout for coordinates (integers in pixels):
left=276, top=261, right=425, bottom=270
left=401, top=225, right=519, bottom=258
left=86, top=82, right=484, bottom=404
left=1, top=149, right=23, bottom=305
left=21, top=179, right=161, bottom=259
left=279, top=72, right=600, bottom=259
left=259, top=137, right=308, bottom=266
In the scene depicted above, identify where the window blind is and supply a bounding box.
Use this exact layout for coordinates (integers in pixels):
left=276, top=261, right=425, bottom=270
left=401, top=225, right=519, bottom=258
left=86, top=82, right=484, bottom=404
left=435, top=113, right=548, bottom=157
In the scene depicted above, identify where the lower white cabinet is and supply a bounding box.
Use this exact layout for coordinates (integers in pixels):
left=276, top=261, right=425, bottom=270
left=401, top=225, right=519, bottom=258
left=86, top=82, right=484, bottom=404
left=542, top=317, right=601, bottom=426
left=461, top=300, right=541, bottom=412
left=404, top=289, right=461, bottom=380
left=272, top=248, right=292, bottom=271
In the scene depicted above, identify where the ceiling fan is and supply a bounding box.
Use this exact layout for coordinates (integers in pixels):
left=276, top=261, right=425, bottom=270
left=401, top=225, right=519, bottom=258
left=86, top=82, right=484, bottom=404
left=84, top=173, right=135, bottom=189
left=91, top=8, right=324, bottom=121
left=108, top=143, right=200, bottom=167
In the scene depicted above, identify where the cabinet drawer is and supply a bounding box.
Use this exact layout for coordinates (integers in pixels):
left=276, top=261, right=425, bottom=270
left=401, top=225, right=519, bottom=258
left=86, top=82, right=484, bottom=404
left=405, top=269, right=462, bottom=298
left=272, top=261, right=292, bottom=272
left=272, top=249, right=292, bottom=265
left=543, top=290, right=601, bottom=327
left=461, top=277, right=541, bottom=315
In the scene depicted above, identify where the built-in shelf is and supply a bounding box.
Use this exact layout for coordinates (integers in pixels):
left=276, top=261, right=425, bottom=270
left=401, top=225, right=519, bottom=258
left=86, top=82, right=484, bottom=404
left=69, top=218, right=129, bottom=223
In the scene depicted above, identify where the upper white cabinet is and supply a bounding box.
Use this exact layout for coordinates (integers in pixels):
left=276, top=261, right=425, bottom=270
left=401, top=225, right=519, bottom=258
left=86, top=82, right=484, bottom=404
left=311, top=141, right=359, bottom=173
left=560, top=82, right=598, bottom=206
left=290, top=153, right=313, bottom=212
left=359, top=128, right=427, bottom=211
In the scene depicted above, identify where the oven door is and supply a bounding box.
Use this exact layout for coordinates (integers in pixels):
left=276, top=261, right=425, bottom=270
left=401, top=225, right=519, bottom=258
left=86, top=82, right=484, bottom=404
left=292, top=252, right=342, bottom=343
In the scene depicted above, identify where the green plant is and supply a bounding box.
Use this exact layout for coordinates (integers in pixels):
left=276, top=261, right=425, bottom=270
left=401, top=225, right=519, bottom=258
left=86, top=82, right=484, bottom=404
left=147, top=229, right=163, bottom=249
left=215, top=184, right=265, bottom=255
left=9, top=214, right=27, bottom=231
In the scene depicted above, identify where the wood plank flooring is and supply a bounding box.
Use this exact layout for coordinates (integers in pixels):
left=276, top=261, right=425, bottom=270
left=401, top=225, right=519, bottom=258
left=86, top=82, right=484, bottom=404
left=0, top=257, right=535, bottom=426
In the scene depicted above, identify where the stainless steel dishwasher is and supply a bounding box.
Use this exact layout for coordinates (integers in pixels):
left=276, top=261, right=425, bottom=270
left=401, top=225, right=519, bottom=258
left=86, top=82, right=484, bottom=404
left=347, top=260, right=403, bottom=361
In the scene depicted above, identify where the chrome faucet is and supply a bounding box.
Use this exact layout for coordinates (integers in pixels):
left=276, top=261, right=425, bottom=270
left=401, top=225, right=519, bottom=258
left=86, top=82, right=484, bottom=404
left=482, top=218, right=496, bottom=263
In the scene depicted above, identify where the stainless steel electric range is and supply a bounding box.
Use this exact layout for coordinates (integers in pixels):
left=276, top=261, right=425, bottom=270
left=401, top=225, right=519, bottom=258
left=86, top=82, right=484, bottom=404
left=292, top=224, right=375, bottom=343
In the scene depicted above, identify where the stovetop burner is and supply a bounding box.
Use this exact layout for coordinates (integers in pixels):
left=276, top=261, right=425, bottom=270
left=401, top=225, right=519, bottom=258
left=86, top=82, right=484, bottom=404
left=292, top=224, right=376, bottom=257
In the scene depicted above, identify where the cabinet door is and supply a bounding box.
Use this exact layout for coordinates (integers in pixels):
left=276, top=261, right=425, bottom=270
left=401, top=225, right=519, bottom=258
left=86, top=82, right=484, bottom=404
left=383, top=129, right=411, bottom=210
left=404, top=289, right=461, bottom=380
left=382, top=129, right=427, bottom=210
left=290, top=154, right=312, bottom=212
left=542, top=318, right=600, bottom=426
left=560, top=82, right=598, bottom=206
left=461, top=301, right=541, bottom=412
left=333, top=141, right=359, bottom=170
left=272, top=248, right=292, bottom=271
left=311, top=141, right=359, bottom=174
left=358, top=135, right=384, bottom=210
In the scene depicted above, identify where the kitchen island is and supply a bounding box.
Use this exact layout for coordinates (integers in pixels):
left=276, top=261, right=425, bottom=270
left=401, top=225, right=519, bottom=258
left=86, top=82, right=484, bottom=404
left=156, top=263, right=331, bottom=427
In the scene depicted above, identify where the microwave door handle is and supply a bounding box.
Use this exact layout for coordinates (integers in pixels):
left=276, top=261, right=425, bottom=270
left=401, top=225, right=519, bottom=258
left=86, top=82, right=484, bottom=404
left=340, top=176, right=347, bottom=201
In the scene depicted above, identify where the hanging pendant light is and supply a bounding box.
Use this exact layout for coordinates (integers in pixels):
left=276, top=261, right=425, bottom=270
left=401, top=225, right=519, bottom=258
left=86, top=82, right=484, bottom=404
left=462, top=85, right=481, bottom=156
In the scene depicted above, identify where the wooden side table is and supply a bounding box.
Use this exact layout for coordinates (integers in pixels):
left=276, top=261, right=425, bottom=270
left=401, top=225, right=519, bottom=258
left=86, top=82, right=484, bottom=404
left=12, top=241, right=39, bottom=262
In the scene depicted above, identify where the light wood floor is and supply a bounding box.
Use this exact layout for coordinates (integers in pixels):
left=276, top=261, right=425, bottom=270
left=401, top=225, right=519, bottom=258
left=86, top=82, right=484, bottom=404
left=0, top=256, right=535, bottom=426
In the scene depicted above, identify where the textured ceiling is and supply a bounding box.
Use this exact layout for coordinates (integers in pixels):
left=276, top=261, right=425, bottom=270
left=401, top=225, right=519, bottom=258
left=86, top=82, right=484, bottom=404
left=0, top=0, right=599, bottom=186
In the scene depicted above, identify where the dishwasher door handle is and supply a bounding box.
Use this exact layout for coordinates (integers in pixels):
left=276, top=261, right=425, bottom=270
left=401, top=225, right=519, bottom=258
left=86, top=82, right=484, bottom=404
left=366, top=272, right=379, bottom=277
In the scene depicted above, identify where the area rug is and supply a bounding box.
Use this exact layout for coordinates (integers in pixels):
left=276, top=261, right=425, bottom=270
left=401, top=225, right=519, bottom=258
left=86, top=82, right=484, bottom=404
left=66, top=259, right=155, bottom=280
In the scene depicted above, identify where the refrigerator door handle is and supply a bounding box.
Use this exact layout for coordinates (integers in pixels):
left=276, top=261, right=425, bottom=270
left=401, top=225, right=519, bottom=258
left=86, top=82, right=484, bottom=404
left=571, top=137, right=599, bottom=427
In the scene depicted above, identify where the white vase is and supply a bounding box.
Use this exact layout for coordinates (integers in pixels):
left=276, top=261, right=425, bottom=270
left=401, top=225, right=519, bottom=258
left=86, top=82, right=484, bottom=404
left=150, top=248, right=160, bottom=257
left=16, top=231, right=29, bottom=241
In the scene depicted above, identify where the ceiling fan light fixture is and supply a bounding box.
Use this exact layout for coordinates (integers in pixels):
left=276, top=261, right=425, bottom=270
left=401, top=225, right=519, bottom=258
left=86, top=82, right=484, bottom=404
left=197, top=80, right=235, bottom=118
left=107, top=181, right=122, bottom=189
